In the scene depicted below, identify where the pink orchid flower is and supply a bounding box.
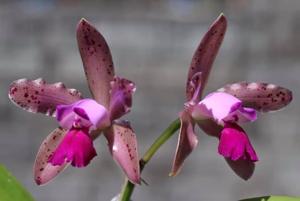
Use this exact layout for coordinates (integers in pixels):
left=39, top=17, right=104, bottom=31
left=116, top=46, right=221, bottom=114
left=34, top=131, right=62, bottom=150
left=170, top=14, right=292, bottom=180
left=8, top=19, right=140, bottom=185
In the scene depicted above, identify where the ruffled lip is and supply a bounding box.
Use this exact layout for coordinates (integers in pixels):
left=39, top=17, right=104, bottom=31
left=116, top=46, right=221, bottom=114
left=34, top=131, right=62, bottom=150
left=48, top=127, right=97, bottom=167
left=218, top=123, right=258, bottom=162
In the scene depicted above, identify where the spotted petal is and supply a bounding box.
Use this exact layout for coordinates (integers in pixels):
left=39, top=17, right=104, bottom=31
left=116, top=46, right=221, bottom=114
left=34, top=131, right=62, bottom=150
left=77, top=19, right=115, bottom=108
left=218, top=82, right=293, bottom=112
left=34, top=127, right=68, bottom=185
left=104, top=121, right=140, bottom=184
left=186, top=14, right=227, bottom=101
left=170, top=111, right=198, bottom=176
left=8, top=78, right=82, bottom=116
left=109, top=77, right=136, bottom=120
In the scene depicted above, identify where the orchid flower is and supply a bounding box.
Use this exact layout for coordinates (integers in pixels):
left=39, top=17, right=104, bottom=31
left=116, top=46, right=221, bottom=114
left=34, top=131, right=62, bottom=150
left=8, top=19, right=140, bottom=185
left=170, top=14, right=292, bottom=180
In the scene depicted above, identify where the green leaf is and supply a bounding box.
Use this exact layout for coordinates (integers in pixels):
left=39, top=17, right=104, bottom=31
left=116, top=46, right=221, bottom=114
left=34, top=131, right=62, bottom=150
left=240, top=196, right=300, bottom=201
left=0, top=165, right=35, bottom=201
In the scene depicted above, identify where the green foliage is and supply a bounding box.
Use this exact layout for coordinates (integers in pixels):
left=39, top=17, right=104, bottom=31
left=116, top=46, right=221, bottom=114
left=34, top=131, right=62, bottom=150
left=0, top=165, right=35, bottom=201
left=240, top=196, right=300, bottom=201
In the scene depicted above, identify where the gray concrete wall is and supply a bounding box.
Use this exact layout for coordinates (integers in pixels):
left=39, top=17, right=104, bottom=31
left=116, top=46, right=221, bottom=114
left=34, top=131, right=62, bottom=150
left=0, top=0, right=299, bottom=200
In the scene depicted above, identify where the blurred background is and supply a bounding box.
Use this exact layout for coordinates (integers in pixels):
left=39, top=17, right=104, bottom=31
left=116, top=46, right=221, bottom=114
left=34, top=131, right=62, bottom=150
left=0, top=0, right=300, bottom=200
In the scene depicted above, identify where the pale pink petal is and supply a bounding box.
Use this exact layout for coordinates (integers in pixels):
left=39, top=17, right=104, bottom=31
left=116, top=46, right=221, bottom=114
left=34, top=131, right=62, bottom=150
left=218, top=123, right=258, bottom=161
left=225, top=158, right=255, bottom=180
left=56, top=99, right=110, bottom=130
left=170, top=111, right=198, bottom=176
left=73, top=99, right=110, bottom=129
left=191, top=92, right=244, bottom=125
left=8, top=78, right=82, bottom=116
left=77, top=19, right=114, bottom=108
left=218, top=82, right=293, bottom=112
left=104, top=121, right=140, bottom=184
left=34, top=127, right=68, bottom=185
left=186, top=14, right=227, bottom=101
left=49, top=127, right=97, bottom=167
left=109, top=77, right=136, bottom=120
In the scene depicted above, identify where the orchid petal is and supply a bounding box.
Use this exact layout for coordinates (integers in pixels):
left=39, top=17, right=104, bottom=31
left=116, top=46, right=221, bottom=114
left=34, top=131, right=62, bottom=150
left=170, top=111, right=198, bottom=176
left=225, top=158, right=255, bottom=180
left=191, top=92, right=256, bottom=125
left=104, top=121, right=140, bottom=184
left=34, top=128, right=68, bottom=185
left=109, top=77, right=136, bottom=120
left=186, top=14, right=227, bottom=101
left=49, top=128, right=97, bottom=167
left=8, top=78, right=82, bottom=116
left=77, top=19, right=114, bottom=108
left=218, top=82, right=293, bottom=112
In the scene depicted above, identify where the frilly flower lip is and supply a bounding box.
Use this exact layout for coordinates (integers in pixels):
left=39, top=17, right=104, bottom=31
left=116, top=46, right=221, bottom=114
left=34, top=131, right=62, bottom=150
left=218, top=123, right=258, bottom=162
left=49, top=127, right=97, bottom=167
left=190, top=92, right=257, bottom=126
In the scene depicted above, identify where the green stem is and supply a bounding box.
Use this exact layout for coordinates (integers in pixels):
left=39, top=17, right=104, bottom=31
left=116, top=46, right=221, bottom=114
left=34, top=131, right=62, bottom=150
left=119, top=118, right=180, bottom=201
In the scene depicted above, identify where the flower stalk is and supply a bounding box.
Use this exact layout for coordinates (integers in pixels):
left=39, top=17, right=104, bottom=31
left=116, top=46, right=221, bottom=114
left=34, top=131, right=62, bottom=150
left=119, top=118, right=180, bottom=201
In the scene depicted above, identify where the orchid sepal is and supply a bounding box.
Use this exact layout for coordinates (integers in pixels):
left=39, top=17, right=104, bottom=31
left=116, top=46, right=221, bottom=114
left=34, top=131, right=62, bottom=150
left=104, top=121, right=141, bottom=184
left=186, top=13, right=227, bottom=101
left=225, top=158, right=255, bottom=180
left=77, top=18, right=115, bottom=107
left=34, top=127, right=68, bottom=185
left=170, top=111, right=198, bottom=176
